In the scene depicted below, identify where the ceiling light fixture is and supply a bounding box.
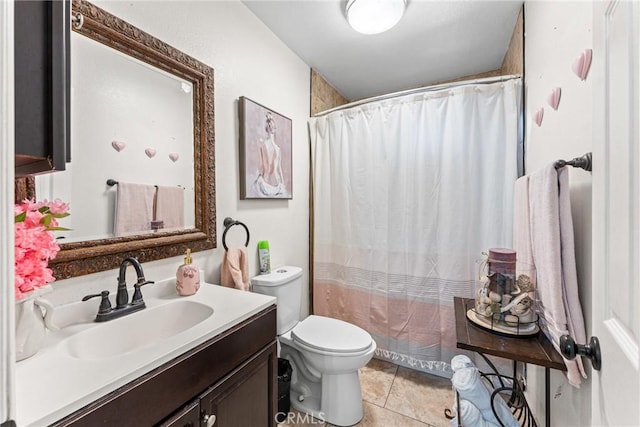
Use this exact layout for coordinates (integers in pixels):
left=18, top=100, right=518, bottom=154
left=346, top=0, right=407, bottom=35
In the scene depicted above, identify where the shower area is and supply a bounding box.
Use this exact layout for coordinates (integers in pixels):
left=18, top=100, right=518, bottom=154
left=309, top=77, right=522, bottom=377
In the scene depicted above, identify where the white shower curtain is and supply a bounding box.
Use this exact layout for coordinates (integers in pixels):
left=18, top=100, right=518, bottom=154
left=309, top=79, right=521, bottom=376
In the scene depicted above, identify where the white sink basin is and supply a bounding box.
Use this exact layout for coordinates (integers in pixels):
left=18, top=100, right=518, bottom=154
left=59, top=300, right=214, bottom=360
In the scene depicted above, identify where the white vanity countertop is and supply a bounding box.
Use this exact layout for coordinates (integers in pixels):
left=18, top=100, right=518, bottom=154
left=15, top=279, right=276, bottom=427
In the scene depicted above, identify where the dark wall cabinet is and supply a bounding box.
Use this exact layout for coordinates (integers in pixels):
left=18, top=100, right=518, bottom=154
left=52, top=306, right=278, bottom=427
left=14, top=0, right=70, bottom=177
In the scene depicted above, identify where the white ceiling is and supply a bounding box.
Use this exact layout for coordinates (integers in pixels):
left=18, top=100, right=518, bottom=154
left=242, top=0, right=523, bottom=101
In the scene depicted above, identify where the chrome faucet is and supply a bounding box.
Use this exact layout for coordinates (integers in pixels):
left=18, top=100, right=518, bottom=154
left=82, top=257, right=154, bottom=322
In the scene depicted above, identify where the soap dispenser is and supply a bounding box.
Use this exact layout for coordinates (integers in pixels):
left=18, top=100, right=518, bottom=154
left=176, top=249, right=200, bottom=296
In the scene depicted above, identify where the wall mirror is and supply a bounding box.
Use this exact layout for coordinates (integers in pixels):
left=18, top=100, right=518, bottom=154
left=35, top=0, right=216, bottom=279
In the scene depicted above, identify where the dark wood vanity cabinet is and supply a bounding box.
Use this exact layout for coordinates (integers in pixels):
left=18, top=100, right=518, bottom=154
left=14, top=0, right=70, bottom=177
left=161, top=343, right=275, bottom=427
left=52, top=305, right=277, bottom=427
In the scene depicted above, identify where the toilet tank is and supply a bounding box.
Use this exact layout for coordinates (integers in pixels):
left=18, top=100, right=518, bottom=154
left=251, top=266, right=302, bottom=335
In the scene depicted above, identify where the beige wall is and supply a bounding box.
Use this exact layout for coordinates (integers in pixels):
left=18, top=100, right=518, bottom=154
left=310, top=69, right=349, bottom=115
left=502, top=7, right=524, bottom=76
left=524, top=2, right=593, bottom=426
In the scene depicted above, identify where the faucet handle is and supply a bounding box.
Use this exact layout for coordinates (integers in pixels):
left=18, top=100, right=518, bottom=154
left=82, top=290, right=112, bottom=315
left=131, top=280, right=154, bottom=305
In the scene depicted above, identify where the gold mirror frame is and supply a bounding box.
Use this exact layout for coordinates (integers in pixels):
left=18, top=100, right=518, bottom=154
left=49, top=0, right=216, bottom=279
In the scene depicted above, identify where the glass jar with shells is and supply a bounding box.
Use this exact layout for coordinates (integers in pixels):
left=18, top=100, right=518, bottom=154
left=468, top=248, right=539, bottom=337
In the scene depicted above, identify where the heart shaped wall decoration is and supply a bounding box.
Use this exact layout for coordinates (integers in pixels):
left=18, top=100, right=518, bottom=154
left=572, top=49, right=592, bottom=81
left=169, top=153, right=179, bottom=162
left=533, top=108, right=544, bottom=127
left=145, top=148, right=157, bottom=158
left=111, top=141, right=126, bottom=152
left=547, top=87, right=562, bottom=110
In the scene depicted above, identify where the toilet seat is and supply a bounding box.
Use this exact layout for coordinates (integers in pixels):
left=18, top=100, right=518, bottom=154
left=291, top=315, right=373, bottom=354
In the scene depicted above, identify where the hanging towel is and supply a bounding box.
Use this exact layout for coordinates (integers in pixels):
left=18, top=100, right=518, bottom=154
left=114, top=182, right=156, bottom=236
left=516, top=164, right=587, bottom=387
left=451, top=367, right=518, bottom=427
left=155, top=185, right=184, bottom=230
left=558, top=166, right=588, bottom=382
left=221, top=247, right=250, bottom=291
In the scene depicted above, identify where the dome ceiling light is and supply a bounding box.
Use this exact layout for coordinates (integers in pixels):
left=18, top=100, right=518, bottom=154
left=346, top=0, right=407, bottom=35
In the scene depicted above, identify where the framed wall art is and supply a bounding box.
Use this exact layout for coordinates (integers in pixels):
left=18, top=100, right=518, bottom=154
left=238, top=96, right=293, bottom=199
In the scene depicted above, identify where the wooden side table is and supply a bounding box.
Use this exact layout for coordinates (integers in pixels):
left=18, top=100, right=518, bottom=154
left=453, top=297, right=566, bottom=427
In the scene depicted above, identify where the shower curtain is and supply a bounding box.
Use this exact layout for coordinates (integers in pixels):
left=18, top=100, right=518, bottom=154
left=309, top=79, right=521, bottom=376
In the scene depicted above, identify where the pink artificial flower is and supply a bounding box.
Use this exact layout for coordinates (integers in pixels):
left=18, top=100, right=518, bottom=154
left=14, top=199, right=69, bottom=300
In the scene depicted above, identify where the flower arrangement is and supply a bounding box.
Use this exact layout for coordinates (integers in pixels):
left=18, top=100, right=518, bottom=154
left=14, top=199, right=70, bottom=300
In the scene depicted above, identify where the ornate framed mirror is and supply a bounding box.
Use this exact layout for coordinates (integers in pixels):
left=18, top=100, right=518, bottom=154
left=41, top=0, right=216, bottom=279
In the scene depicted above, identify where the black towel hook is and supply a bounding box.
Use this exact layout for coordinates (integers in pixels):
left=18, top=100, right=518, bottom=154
left=222, top=217, right=250, bottom=251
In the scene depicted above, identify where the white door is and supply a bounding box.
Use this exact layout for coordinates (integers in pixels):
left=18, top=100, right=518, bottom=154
left=591, top=1, right=640, bottom=425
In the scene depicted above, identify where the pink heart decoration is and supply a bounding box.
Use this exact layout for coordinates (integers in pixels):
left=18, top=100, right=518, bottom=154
left=145, top=148, right=157, bottom=158
left=572, top=49, right=592, bottom=81
left=169, top=153, right=179, bottom=162
left=111, top=141, right=126, bottom=152
left=547, top=87, right=562, bottom=110
left=533, top=107, right=544, bottom=127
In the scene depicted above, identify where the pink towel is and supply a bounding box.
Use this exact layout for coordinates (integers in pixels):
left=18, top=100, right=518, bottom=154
left=155, top=185, right=184, bottom=230
left=557, top=167, right=588, bottom=381
left=114, top=182, right=156, bottom=236
left=515, top=164, right=587, bottom=387
left=221, top=248, right=250, bottom=291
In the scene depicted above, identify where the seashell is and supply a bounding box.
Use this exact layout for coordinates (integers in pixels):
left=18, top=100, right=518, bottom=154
left=489, top=291, right=502, bottom=303
left=145, top=148, right=157, bottom=158
left=504, top=315, right=520, bottom=326
left=547, top=87, right=561, bottom=110
left=518, top=309, right=534, bottom=323
left=481, top=296, right=492, bottom=305
left=572, top=49, right=592, bottom=81
left=169, top=152, right=179, bottom=162
left=502, top=294, right=512, bottom=305
left=111, top=141, right=126, bottom=152
left=533, top=107, right=544, bottom=127
left=477, top=286, right=488, bottom=297
left=484, top=306, right=493, bottom=317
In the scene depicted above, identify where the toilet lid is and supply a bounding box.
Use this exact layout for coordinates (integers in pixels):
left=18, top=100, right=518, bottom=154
left=291, top=315, right=372, bottom=353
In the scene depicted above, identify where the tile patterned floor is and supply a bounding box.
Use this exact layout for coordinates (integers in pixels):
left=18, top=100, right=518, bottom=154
left=278, top=358, right=454, bottom=427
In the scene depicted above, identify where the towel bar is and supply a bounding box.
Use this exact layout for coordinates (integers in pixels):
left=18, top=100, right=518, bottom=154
left=222, top=217, right=250, bottom=251
left=554, top=152, right=592, bottom=171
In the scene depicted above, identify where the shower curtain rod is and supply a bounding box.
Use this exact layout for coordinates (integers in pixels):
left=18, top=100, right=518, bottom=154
left=313, top=74, right=521, bottom=117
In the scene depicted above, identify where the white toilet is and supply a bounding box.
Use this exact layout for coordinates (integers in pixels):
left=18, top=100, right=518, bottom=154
left=251, top=266, right=376, bottom=426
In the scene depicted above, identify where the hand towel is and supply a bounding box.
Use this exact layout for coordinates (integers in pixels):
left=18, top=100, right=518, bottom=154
left=452, top=367, right=518, bottom=427
left=155, top=185, right=184, bottom=230
left=526, top=164, right=586, bottom=386
left=451, top=399, right=500, bottom=427
left=221, top=247, right=250, bottom=291
left=114, top=182, right=156, bottom=236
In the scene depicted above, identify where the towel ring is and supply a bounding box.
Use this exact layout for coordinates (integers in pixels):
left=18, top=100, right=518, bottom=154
left=222, top=217, right=250, bottom=251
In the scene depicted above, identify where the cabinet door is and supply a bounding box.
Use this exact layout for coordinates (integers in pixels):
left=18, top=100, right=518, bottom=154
left=14, top=0, right=70, bottom=176
left=199, top=343, right=277, bottom=427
